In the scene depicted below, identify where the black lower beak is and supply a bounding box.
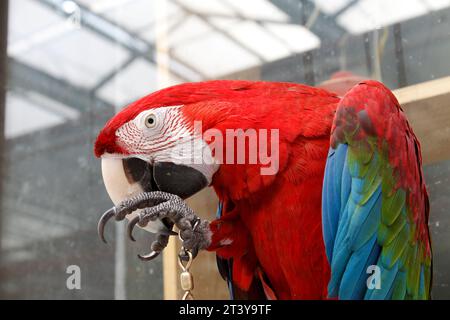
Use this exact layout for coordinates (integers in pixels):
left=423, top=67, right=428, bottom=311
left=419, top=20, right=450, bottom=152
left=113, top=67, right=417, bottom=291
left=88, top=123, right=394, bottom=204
left=99, top=158, right=208, bottom=250
left=153, top=162, right=208, bottom=199
left=124, top=158, right=208, bottom=200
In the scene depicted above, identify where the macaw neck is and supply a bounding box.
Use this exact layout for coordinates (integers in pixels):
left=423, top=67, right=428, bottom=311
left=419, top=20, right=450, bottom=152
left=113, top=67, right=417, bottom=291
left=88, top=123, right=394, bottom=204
left=209, top=129, right=334, bottom=204
left=209, top=145, right=332, bottom=299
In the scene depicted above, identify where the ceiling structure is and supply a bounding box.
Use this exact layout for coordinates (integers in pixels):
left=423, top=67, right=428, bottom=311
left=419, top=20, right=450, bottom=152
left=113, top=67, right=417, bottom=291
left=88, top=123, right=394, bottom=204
left=6, top=0, right=450, bottom=139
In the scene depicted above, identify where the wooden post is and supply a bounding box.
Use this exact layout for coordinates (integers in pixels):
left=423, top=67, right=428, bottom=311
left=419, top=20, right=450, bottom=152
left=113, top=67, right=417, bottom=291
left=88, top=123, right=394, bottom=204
left=154, top=0, right=180, bottom=300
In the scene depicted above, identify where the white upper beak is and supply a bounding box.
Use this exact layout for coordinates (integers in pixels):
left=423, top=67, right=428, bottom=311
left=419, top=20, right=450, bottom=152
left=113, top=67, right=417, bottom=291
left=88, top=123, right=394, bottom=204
left=101, top=157, right=166, bottom=234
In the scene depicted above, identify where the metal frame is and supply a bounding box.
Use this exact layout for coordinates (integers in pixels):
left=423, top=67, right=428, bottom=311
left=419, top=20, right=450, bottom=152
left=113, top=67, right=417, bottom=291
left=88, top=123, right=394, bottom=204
left=8, top=58, right=113, bottom=112
left=7, top=0, right=417, bottom=120
left=30, top=0, right=357, bottom=90
left=393, top=23, right=407, bottom=87
left=0, top=0, right=8, bottom=269
left=37, top=0, right=204, bottom=83
left=6, top=0, right=349, bottom=139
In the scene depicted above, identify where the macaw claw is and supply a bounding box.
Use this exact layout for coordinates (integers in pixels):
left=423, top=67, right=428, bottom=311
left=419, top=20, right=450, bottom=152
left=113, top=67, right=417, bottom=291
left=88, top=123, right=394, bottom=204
left=138, top=251, right=161, bottom=261
left=97, top=191, right=176, bottom=243
left=127, top=214, right=177, bottom=242
left=98, top=207, right=116, bottom=244
left=97, top=191, right=211, bottom=261
left=137, top=234, right=170, bottom=261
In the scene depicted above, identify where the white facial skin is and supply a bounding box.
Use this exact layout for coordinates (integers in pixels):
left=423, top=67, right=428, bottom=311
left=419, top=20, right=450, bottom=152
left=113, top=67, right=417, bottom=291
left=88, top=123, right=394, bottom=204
left=113, top=106, right=218, bottom=183
left=101, top=106, right=219, bottom=234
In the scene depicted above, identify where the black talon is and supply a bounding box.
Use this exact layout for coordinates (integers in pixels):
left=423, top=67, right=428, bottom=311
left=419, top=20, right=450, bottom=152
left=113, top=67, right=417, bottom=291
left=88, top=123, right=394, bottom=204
left=162, top=229, right=179, bottom=236
left=127, top=215, right=140, bottom=242
left=160, top=217, right=178, bottom=236
left=138, top=251, right=161, bottom=261
left=97, top=191, right=205, bottom=262
left=98, top=207, right=116, bottom=244
left=128, top=214, right=177, bottom=242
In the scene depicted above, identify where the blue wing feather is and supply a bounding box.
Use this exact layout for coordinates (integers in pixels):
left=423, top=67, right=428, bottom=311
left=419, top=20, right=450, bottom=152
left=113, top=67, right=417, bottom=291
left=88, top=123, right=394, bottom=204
left=215, top=202, right=235, bottom=299
left=323, top=143, right=390, bottom=299
left=322, top=143, right=418, bottom=300
left=339, top=234, right=380, bottom=299
left=322, top=145, right=349, bottom=262
left=322, top=81, right=431, bottom=300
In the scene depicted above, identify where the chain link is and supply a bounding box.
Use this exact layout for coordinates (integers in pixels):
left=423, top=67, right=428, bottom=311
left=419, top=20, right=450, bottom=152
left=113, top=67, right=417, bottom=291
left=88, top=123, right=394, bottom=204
left=178, top=248, right=194, bottom=300
left=177, top=218, right=201, bottom=300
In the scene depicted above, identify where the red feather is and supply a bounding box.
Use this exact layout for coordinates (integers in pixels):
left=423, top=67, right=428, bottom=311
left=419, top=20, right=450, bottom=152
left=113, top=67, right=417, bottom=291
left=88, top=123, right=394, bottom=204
left=95, top=80, right=341, bottom=299
left=179, top=81, right=340, bottom=299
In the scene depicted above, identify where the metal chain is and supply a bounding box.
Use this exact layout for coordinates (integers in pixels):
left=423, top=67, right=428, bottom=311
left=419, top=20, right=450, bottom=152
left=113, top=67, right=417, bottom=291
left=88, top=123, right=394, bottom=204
left=178, top=248, right=194, bottom=300
left=177, top=217, right=202, bottom=300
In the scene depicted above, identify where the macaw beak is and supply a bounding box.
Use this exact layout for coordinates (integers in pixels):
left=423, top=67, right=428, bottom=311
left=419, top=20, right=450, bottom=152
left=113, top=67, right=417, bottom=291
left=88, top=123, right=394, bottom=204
left=100, top=156, right=208, bottom=234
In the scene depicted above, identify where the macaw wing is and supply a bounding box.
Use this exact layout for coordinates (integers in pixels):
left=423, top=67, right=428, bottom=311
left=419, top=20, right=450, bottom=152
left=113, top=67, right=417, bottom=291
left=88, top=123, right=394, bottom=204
left=322, top=80, right=432, bottom=300
left=214, top=202, right=236, bottom=298
left=214, top=201, right=270, bottom=300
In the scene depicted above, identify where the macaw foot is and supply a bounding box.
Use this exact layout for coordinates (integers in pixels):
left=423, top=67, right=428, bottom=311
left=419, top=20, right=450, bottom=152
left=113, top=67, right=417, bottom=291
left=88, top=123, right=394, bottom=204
left=97, top=191, right=211, bottom=261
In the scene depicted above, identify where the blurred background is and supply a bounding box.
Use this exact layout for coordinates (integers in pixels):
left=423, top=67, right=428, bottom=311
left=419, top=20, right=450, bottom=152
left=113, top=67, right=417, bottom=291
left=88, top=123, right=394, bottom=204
left=0, top=0, right=449, bottom=299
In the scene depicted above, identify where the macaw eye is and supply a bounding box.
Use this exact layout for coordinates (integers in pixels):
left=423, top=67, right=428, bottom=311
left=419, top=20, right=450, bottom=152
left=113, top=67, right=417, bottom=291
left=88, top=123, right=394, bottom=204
left=145, top=114, right=157, bottom=128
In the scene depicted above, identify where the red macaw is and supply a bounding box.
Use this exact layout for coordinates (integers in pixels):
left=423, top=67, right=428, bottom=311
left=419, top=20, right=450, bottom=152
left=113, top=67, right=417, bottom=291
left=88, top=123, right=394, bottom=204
left=94, top=79, right=432, bottom=300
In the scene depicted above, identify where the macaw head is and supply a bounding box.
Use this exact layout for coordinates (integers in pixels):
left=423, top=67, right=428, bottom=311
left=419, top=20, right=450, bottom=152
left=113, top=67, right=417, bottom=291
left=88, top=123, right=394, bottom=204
left=94, top=80, right=333, bottom=233
left=94, top=80, right=233, bottom=233
left=95, top=88, right=220, bottom=204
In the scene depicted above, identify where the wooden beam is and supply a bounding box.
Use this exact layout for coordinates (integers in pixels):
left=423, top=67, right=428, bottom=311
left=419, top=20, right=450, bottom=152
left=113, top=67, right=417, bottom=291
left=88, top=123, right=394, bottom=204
left=154, top=0, right=181, bottom=300
left=163, top=187, right=227, bottom=300
left=393, top=76, right=450, bottom=165
left=184, top=189, right=228, bottom=300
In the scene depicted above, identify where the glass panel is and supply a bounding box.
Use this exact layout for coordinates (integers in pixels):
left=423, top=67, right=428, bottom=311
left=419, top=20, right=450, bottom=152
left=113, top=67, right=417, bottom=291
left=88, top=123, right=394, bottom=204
left=0, top=0, right=163, bottom=299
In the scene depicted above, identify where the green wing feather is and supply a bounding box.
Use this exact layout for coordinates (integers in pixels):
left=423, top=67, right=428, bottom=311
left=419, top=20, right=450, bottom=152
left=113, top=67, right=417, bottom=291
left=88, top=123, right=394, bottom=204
left=324, top=80, right=432, bottom=300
